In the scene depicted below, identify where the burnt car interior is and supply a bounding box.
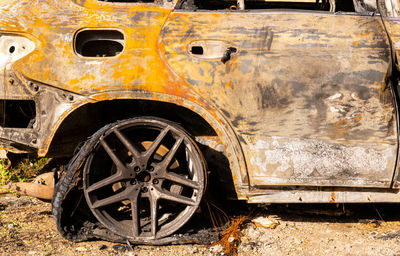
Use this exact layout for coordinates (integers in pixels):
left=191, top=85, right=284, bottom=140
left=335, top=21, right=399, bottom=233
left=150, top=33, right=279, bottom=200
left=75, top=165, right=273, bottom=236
left=183, top=0, right=351, bottom=11
left=99, top=0, right=370, bottom=12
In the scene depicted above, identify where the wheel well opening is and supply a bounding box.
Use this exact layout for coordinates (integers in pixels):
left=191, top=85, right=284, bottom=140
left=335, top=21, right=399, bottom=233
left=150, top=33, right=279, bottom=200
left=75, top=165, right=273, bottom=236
left=47, top=99, right=216, bottom=158
left=48, top=99, right=237, bottom=199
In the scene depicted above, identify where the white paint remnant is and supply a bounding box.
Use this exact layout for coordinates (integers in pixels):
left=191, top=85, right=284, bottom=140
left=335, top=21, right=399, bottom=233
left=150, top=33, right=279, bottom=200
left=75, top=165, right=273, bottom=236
left=86, top=61, right=103, bottom=65
left=0, top=35, right=35, bottom=69
left=330, top=106, right=340, bottom=112
left=328, top=93, right=342, bottom=100
left=351, top=92, right=360, bottom=100
left=249, top=137, right=394, bottom=185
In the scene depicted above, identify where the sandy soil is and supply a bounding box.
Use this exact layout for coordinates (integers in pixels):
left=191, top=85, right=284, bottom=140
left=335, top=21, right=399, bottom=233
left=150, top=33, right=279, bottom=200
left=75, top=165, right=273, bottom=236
left=2, top=192, right=400, bottom=256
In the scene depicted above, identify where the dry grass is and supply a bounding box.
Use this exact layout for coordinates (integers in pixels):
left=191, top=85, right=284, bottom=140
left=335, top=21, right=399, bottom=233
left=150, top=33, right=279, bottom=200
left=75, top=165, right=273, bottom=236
left=210, top=216, right=247, bottom=256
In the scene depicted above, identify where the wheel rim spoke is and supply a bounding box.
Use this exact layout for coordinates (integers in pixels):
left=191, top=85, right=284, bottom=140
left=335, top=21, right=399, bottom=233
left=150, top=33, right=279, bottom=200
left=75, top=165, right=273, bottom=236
left=143, top=127, right=170, bottom=162
left=92, top=189, right=129, bottom=209
left=150, top=194, right=158, bottom=237
left=130, top=189, right=140, bottom=237
left=113, top=129, right=142, bottom=164
left=86, top=173, right=122, bottom=193
left=100, top=137, right=127, bottom=172
left=159, top=137, right=184, bottom=170
left=156, top=187, right=196, bottom=206
left=164, top=172, right=199, bottom=189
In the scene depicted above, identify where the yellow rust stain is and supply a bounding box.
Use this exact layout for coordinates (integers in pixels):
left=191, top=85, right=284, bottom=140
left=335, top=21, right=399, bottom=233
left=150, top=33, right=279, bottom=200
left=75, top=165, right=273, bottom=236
left=264, top=163, right=281, bottom=176
left=329, top=191, right=336, bottom=203
left=0, top=0, right=248, bottom=190
left=225, top=81, right=233, bottom=88
left=354, top=112, right=362, bottom=122
left=329, top=119, right=349, bottom=138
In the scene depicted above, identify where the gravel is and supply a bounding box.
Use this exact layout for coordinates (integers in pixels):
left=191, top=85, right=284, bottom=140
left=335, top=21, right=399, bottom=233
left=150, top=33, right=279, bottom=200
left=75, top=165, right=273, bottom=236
left=2, top=193, right=400, bottom=256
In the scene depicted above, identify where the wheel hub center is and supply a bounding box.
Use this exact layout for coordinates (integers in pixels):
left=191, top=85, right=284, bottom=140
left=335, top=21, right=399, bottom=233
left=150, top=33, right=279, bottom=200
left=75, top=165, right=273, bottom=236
left=137, top=170, right=151, bottom=183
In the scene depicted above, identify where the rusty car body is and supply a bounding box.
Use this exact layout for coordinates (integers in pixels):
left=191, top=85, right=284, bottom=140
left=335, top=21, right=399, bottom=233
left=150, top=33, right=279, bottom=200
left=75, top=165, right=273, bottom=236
left=1, top=0, right=400, bottom=244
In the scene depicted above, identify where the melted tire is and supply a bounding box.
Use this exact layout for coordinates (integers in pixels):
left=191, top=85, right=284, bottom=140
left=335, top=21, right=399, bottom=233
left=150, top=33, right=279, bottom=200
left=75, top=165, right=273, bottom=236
left=52, top=118, right=216, bottom=245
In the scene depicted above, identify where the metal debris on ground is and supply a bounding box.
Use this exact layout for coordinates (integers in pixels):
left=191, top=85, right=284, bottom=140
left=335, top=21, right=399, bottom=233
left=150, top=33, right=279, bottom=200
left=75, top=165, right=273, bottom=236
left=6, top=172, right=54, bottom=201
left=211, top=216, right=247, bottom=256
left=251, top=216, right=280, bottom=229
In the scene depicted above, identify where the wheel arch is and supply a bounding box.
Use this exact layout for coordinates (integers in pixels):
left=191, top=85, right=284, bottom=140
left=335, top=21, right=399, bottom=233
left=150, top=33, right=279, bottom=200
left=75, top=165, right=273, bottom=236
left=45, top=91, right=249, bottom=199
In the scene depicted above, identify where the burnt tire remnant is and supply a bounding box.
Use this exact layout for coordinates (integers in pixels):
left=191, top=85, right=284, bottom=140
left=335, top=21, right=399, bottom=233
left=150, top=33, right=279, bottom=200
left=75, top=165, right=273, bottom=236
left=52, top=117, right=218, bottom=245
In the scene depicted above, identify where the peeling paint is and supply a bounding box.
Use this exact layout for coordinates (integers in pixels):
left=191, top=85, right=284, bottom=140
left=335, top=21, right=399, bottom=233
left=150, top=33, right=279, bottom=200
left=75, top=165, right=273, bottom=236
left=0, top=0, right=397, bottom=202
left=248, top=137, right=395, bottom=187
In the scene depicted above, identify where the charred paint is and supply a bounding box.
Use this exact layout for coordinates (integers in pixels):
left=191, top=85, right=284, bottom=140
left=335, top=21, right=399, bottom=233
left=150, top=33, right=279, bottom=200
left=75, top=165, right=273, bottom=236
left=161, top=10, right=396, bottom=187
left=0, top=0, right=398, bottom=202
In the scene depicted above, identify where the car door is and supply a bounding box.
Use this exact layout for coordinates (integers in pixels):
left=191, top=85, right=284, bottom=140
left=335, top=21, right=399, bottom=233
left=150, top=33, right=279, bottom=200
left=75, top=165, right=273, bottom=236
left=161, top=2, right=397, bottom=188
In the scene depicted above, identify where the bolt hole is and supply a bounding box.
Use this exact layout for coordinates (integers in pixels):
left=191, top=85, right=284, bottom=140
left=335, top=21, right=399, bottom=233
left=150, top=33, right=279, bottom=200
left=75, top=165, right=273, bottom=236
left=9, top=46, right=15, bottom=54
left=191, top=46, right=203, bottom=55
left=137, top=171, right=151, bottom=182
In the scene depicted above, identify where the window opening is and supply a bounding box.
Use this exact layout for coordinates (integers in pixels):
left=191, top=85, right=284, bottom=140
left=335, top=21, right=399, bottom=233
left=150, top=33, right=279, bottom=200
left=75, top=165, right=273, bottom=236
left=178, top=0, right=358, bottom=12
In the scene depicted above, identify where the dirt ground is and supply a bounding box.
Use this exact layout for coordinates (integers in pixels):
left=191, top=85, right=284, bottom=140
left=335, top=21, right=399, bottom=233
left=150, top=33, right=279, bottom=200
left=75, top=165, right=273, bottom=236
left=2, top=192, right=400, bottom=256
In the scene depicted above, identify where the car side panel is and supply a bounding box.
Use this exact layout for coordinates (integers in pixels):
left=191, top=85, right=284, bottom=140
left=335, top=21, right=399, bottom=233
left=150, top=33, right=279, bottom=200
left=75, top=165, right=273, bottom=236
left=0, top=0, right=250, bottom=197
left=161, top=11, right=397, bottom=188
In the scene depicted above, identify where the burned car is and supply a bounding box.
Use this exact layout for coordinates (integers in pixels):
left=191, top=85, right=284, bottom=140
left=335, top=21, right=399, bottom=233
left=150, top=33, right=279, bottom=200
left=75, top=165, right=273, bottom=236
left=1, top=0, right=400, bottom=244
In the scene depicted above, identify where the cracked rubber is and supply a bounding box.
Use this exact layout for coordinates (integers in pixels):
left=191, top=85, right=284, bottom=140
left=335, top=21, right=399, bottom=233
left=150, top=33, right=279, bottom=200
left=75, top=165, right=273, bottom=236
left=51, top=119, right=220, bottom=245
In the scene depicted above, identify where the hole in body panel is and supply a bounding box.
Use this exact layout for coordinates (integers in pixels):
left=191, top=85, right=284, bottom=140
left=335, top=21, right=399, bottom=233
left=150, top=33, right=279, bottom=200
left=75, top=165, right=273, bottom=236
left=75, top=30, right=124, bottom=57
left=191, top=46, right=204, bottom=55
left=0, top=100, right=36, bottom=128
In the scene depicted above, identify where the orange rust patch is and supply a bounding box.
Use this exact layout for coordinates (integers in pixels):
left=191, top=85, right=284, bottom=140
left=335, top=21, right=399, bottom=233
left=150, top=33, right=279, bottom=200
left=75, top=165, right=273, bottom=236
left=354, top=112, right=362, bottom=122
left=225, top=81, right=233, bottom=88
left=329, top=191, right=336, bottom=203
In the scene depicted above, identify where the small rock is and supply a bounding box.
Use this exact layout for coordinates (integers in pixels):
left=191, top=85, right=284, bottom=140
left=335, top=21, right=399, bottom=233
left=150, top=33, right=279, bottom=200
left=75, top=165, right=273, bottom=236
left=252, top=216, right=279, bottom=229
left=293, top=238, right=301, bottom=245
left=28, top=251, right=37, bottom=255
left=99, top=244, right=107, bottom=250
left=76, top=247, right=87, bottom=252
left=210, top=244, right=223, bottom=253
left=113, top=244, right=129, bottom=253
